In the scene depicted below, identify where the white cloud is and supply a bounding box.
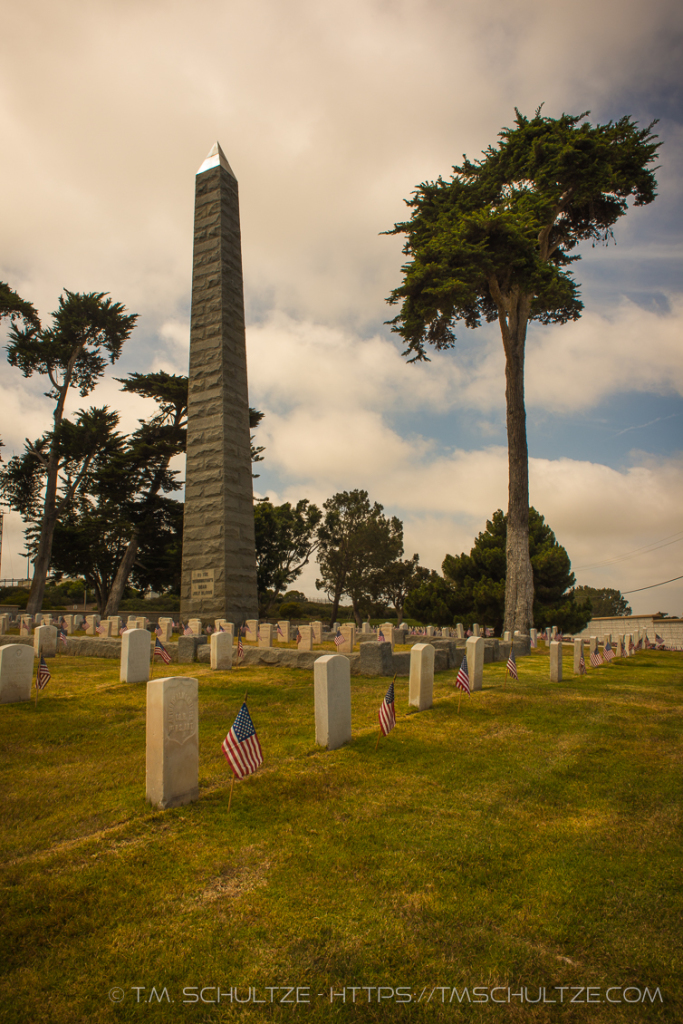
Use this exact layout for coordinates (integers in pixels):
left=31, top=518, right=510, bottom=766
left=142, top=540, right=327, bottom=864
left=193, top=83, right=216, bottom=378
left=525, top=296, right=683, bottom=411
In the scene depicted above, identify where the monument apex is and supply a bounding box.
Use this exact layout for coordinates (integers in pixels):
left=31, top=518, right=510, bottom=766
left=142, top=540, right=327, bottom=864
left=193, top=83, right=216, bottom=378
left=180, top=142, right=259, bottom=624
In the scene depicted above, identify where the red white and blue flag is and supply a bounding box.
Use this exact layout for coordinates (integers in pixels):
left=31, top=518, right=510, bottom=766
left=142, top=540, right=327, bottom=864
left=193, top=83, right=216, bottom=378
left=237, top=635, right=244, bottom=658
left=603, top=640, right=615, bottom=662
left=36, top=655, right=51, bottom=691
left=378, top=679, right=396, bottom=736
left=222, top=703, right=263, bottom=779
left=154, top=637, right=172, bottom=664
left=378, top=630, right=385, bottom=642
left=456, top=655, right=470, bottom=694
left=58, top=628, right=68, bottom=647
left=590, top=648, right=603, bottom=667
left=334, top=632, right=344, bottom=648
left=276, top=624, right=285, bottom=638
left=184, top=624, right=193, bottom=636
left=579, top=653, right=586, bottom=675
left=506, top=647, right=518, bottom=680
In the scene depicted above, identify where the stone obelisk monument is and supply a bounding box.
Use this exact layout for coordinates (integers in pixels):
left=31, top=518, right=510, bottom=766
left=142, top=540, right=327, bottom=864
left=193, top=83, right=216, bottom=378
left=180, top=143, right=258, bottom=624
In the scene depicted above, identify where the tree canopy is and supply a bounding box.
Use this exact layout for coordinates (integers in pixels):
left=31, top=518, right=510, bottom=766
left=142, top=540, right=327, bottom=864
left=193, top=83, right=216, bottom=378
left=386, top=108, right=659, bottom=634
left=254, top=499, right=322, bottom=616
left=572, top=586, right=631, bottom=618
left=440, top=507, right=592, bottom=633
left=2, top=289, right=137, bottom=613
left=316, top=490, right=403, bottom=626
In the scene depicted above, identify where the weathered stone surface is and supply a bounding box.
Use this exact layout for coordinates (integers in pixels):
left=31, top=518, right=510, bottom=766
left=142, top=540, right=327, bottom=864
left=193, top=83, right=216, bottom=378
left=360, top=641, right=393, bottom=676
left=573, top=638, right=584, bottom=674
left=409, top=643, right=434, bottom=711
left=146, top=676, right=199, bottom=809
left=391, top=651, right=413, bottom=674
left=210, top=631, right=233, bottom=670
left=258, top=623, right=273, bottom=648
left=180, top=148, right=258, bottom=625
left=466, top=636, right=484, bottom=691
left=337, top=624, right=355, bottom=654
left=34, top=625, right=57, bottom=658
left=177, top=636, right=207, bottom=664
left=277, top=620, right=291, bottom=642
left=297, top=625, right=314, bottom=652
left=314, top=655, right=351, bottom=750
left=120, top=629, right=151, bottom=684
left=0, top=645, right=34, bottom=703
left=550, top=641, right=563, bottom=682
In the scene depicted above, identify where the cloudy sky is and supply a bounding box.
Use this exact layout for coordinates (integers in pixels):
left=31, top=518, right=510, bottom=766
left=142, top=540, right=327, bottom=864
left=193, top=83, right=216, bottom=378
left=1, top=0, right=682, bottom=615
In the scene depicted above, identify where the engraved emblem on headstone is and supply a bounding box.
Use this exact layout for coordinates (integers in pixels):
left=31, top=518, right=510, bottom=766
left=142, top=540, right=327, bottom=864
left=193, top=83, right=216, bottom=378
left=165, top=684, right=197, bottom=745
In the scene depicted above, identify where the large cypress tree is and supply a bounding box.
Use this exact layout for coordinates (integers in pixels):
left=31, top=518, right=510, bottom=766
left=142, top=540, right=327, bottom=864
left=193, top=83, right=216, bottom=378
left=386, top=109, right=659, bottom=632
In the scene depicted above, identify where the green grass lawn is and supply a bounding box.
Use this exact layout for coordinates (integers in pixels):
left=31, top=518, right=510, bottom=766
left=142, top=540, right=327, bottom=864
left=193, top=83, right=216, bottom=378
left=0, top=648, right=681, bottom=1023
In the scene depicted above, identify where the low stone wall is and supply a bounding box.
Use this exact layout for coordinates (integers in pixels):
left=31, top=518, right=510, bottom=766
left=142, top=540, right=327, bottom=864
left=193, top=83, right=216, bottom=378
left=0, top=633, right=532, bottom=675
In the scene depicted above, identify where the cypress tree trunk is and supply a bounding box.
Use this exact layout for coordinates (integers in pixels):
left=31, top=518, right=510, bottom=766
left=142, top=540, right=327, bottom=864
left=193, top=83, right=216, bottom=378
left=104, top=528, right=140, bottom=616
left=26, top=452, right=59, bottom=615
left=491, top=281, right=535, bottom=633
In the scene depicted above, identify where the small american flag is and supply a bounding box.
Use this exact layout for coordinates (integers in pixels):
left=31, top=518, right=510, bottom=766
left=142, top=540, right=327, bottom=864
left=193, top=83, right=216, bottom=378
left=154, top=624, right=162, bottom=636
left=96, top=622, right=106, bottom=635
left=334, top=632, right=344, bottom=648
left=184, top=624, right=194, bottom=636
left=456, top=655, right=470, bottom=694
left=485, top=627, right=493, bottom=637
left=578, top=653, right=586, bottom=675
left=378, top=630, right=385, bottom=642
left=506, top=647, right=518, bottom=680
left=206, top=625, right=213, bottom=635
left=58, top=628, right=68, bottom=647
left=222, top=703, right=263, bottom=779
left=590, top=649, right=603, bottom=667
left=219, top=624, right=225, bottom=633
left=378, top=680, right=396, bottom=736
left=36, top=655, right=51, bottom=690
left=154, top=637, right=172, bottom=664
left=237, top=635, right=244, bottom=658
left=603, top=640, right=615, bottom=662
left=466, top=628, right=472, bottom=637
left=295, top=628, right=302, bottom=643
left=119, top=626, right=127, bottom=635
left=276, top=624, right=285, bottom=637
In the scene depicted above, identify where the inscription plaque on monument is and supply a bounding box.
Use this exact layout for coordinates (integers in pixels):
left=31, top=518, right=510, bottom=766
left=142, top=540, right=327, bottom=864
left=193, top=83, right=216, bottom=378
left=191, top=569, right=215, bottom=599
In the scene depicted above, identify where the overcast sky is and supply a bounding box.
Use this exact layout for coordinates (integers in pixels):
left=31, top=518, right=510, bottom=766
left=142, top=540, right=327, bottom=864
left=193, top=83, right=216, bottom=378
left=1, top=0, right=682, bottom=616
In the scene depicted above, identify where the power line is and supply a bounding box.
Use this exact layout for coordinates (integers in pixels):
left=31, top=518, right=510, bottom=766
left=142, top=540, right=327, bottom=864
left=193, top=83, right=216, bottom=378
left=622, top=575, right=683, bottom=595
left=573, top=530, right=683, bottom=571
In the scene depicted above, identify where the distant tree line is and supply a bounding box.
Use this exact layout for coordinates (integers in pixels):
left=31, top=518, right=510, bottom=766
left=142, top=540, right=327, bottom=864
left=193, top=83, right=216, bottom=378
left=0, top=282, right=630, bottom=629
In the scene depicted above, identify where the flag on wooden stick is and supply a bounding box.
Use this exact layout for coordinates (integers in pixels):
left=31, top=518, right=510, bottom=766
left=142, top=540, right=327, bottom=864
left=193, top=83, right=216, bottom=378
left=36, top=655, right=51, bottom=691
left=222, top=703, right=263, bottom=779
left=378, top=679, right=396, bottom=736
left=153, top=637, right=172, bottom=664
left=456, top=655, right=470, bottom=694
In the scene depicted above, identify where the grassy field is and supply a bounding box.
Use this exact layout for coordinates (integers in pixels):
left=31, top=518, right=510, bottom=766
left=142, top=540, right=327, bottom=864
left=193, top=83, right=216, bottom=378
left=0, top=646, right=681, bottom=1023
